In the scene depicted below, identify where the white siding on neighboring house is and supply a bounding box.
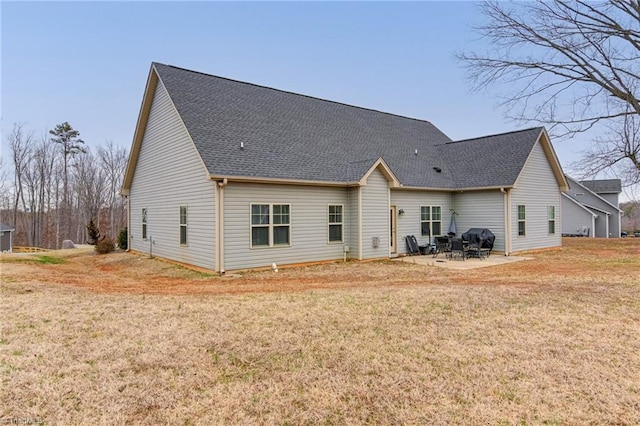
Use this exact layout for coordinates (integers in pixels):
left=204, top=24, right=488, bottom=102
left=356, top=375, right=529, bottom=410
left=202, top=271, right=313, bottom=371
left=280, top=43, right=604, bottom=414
left=598, top=193, right=619, bottom=207
left=511, top=141, right=562, bottom=252
left=129, top=81, right=217, bottom=270
left=453, top=190, right=505, bottom=252
left=593, top=210, right=609, bottom=237
left=391, top=190, right=453, bottom=254
left=360, top=168, right=390, bottom=260
left=561, top=196, right=595, bottom=236
left=222, top=183, right=349, bottom=270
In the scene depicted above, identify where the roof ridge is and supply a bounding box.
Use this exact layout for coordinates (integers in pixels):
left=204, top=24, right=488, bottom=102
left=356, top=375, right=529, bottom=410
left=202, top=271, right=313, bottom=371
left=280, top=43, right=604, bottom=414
left=152, top=62, right=441, bottom=127
left=445, top=127, right=544, bottom=145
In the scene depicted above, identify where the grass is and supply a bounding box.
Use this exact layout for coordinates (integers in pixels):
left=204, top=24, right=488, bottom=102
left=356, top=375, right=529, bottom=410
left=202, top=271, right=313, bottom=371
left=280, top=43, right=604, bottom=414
left=1, top=238, right=639, bottom=424
left=6, top=254, right=66, bottom=265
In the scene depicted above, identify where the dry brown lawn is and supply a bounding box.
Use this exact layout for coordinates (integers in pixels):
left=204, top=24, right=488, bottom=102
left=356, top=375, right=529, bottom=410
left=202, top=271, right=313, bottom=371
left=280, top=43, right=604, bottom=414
left=1, top=238, right=639, bottom=425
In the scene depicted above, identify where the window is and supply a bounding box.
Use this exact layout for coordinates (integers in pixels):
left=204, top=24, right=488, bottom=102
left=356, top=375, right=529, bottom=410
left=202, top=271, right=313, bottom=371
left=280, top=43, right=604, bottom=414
left=179, top=206, right=188, bottom=245
left=517, top=205, right=526, bottom=236
left=272, top=204, right=290, bottom=245
left=548, top=205, right=556, bottom=235
left=142, top=208, right=147, bottom=239
left=328, top=205, right=343, bottom=243
left=420, top=206, right=442, bottom=237
left=251, top=203, right=290, bottom=247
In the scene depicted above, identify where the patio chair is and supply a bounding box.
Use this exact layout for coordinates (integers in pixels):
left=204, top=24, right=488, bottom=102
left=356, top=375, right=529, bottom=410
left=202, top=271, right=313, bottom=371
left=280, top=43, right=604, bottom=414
left=433, top=236, right=451, bottom=258
left=450, top=238, right=468, bottom=260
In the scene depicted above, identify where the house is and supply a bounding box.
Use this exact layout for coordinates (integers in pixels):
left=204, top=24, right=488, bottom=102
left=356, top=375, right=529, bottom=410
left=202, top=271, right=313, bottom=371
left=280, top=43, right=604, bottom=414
left=562, top=177, right=622, bottom=238
left=122, top=63, right=569, bottom=273
left=0, top=223, right=14, bottom=253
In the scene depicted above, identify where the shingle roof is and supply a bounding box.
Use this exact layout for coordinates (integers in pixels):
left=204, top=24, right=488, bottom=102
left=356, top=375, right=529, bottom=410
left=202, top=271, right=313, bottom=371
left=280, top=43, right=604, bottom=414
left=579, top=179, right=621, bottom=194
left=152, top=63, right=546, bottom=189
left=0, top=223, right=14, bottom=232
left=437, top=128, right=544, bottom=189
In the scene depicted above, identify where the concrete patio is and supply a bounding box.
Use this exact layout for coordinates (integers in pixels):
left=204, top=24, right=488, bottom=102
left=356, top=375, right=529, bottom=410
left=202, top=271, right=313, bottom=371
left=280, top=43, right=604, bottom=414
left=394, top=252, right=531, bottom=270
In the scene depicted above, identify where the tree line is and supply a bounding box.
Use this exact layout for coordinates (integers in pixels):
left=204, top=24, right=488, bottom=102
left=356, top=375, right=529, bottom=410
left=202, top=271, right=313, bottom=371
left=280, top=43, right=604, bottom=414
left=1, top=122, right=128, bottom=249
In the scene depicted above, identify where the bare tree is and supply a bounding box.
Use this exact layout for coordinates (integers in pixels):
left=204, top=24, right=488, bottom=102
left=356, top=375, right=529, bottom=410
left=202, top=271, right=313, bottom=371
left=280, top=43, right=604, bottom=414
left=24, top=134, right=60, bottom=247
left=459, top=0, right=640, bottom=185
left=8, top=124, right=34, bottom=236
left=575, top=113, right=640, bottom=184
left=0, top=157, right=8, bottom=205
left=98, top=140, right=128, bottom=236
left=72, top=149, right=107, bottom=243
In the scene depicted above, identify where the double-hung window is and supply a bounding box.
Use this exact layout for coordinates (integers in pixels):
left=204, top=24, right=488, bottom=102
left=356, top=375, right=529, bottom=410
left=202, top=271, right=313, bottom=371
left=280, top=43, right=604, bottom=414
left=518, top=205, right=526, bottom=236
left=179, top=206, right=188, bottom=245
left=251, top=203, right=290, bottom=247
left=328, top=205, right=343, bottom=243
left=420, top=206, right=442, bottom=237
left=548, top=205, right=556, bottom=235
left=142, top=208, right=147, bottom=239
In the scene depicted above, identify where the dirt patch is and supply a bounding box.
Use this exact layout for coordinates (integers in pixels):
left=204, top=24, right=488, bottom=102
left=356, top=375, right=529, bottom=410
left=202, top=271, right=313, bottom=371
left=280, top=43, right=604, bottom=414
left=1, top=238, right=638, bottom=295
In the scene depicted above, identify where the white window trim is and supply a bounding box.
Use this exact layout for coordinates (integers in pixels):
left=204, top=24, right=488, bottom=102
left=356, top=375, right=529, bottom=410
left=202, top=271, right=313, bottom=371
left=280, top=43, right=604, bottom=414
left=420, top=205, right=442, bottom=238
left=548, top=205, right=556, bottom=235
left=179, top=205, right=188, bottom=246
left=250, top=203, right=292, bottom=249
left=142, top=208, right=148, bottom=240
left=328, top=204, right=344, bottom=244
left=517, top=204, right=526, bottom=237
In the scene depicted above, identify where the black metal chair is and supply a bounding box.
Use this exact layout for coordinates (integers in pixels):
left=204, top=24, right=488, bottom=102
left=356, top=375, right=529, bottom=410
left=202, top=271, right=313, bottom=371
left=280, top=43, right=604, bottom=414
left=450, top=238, right=467, bottom=260
left=434, top=236, right=451, bottom=258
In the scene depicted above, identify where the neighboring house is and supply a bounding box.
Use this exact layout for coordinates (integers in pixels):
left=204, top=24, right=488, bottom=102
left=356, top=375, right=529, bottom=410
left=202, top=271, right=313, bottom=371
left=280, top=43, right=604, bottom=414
left=0, top=223, right=14, bottom=253
left=562, top=176, right=622, bottom=238
left=122, top=63, right=569, bottom=273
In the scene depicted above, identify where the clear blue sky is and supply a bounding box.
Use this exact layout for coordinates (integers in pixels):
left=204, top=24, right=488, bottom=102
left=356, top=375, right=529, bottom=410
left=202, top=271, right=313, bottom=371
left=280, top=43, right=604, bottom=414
left=2, top=1, right=584, bottom=173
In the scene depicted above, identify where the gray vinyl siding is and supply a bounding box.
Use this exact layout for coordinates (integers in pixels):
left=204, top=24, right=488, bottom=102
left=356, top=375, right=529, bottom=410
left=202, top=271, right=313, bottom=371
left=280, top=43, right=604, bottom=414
left=593, top=211, right=608, bottom=238
left=129, top=80, right=216, bottom=270
left=348, top=187, right=359, bottom=260
left=561, top=197, right=594, bottom=236
left=391, top=190, right=453, bottom=254
left=222, top=183, right=349, bottom=270
left=453, top=190, right=505, bottom=252
left=511, top=141, right=562, bottom=252
left=563, top=178, right=620, bottom=238
left=609, top=211, right=622, bottom=238
left=360, top=168, right=389, bottom=260
left=598, top=193, right=619, bottom=208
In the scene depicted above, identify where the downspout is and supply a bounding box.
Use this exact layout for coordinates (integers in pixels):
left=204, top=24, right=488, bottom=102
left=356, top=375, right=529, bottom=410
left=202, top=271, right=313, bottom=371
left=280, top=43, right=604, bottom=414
left=605, top=212, right=611, bottom=238
left=501, top=188, right=511, bottom=256
left=358, top=186, right=363, bottom=260
left=125, top=195, right=130, bottom=252
left=216, top=179, right=228, bottom=274
left=387, top=186, right=391, bottom=258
